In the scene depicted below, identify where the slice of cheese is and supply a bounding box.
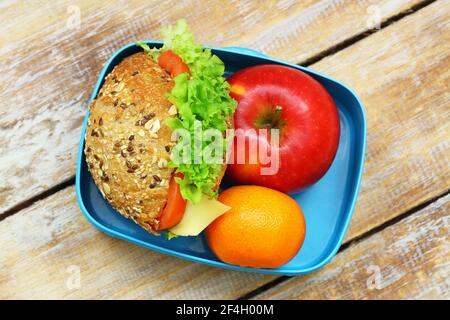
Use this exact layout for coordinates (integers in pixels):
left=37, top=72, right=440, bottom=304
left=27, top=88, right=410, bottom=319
left=169, top=194, right=231, bottom=237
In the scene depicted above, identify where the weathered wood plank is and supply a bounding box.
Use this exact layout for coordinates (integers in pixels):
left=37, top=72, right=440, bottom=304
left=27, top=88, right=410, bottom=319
left=0, top=187, right=275, bottom=299
left=1, top=187, right=448, bottom=299
left=310, top=0, right=450, bottom=241
left=1, top=1, right=448, bottom=299
left=253, top=194, right=450, bottom=300
left=0, top=0, right=422, bottom=213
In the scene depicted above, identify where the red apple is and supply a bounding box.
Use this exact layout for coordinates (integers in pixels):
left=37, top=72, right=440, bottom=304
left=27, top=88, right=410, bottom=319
left=227, top=64, right=340, bottom=193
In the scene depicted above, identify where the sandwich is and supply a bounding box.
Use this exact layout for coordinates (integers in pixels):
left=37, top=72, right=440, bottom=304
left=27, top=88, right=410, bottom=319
left=84, top=20, right=236, bottom=237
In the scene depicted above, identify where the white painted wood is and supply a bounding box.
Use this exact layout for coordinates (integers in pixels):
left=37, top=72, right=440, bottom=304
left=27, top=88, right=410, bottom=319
left=253, top=194, right=450, bottom=299
left=0, top=0, right=422, bottom=213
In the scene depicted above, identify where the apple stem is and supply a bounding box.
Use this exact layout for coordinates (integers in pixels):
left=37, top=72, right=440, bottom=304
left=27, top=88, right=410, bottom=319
left=254, top=105, right=285, bottom=130
left=270, top=105, right=283, bottom=128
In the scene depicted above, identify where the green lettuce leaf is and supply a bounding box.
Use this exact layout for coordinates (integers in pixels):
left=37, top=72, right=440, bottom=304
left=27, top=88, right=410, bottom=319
left=165, top=231, right=179, bottom=240
left=136, top=41, right=160, bottom=60
left=137, top=20, right=237, bottom=203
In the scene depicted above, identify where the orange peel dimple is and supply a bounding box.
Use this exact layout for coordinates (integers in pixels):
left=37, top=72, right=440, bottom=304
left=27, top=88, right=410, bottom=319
left=229, top=84, right=246, bottom=96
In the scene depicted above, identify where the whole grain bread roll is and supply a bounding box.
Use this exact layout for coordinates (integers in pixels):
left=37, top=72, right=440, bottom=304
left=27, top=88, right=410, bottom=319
left=84, top=52, right=229, bottom=234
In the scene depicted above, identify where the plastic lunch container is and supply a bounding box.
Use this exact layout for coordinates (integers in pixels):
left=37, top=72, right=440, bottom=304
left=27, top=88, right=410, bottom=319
left=76, top=41, right=366, bottom=276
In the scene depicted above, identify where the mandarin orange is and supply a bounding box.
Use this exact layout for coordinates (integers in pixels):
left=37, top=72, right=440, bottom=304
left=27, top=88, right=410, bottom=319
left=206, top=185, right=306, bottom=268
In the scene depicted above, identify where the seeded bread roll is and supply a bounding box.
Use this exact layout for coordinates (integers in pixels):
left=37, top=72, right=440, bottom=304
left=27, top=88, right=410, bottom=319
left=85, top=52, right=178, bottom=233
left=85, top=52, right=231, bottom=234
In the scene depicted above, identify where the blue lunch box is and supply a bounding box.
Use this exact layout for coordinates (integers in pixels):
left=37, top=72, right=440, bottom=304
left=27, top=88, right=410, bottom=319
left=76, top=42, right=366, bottom=276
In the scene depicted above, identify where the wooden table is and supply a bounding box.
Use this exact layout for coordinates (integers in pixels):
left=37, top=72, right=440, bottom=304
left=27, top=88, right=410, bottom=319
left=1, top=0, right=449, bottom=299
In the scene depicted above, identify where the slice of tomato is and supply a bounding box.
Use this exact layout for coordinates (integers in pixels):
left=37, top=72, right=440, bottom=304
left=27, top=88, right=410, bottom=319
left=157, top=172, right=187, bottom=230
left=158, top=50, right=190, bottom=78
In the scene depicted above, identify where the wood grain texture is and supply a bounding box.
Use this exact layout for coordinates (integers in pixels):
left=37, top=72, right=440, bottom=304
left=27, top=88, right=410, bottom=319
left=0, top=187, right=276, bottom=299
left=0, top=0, right=448, bottom=299
left=310, top=0, right=450, bottom=241
left=0, top=0, right=422, bottom=213
left=253, top=194, right=450, bottom=300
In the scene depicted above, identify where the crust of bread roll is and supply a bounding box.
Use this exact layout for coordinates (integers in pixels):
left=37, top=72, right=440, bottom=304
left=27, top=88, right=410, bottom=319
left=85, top=52, right=230, bottom=234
